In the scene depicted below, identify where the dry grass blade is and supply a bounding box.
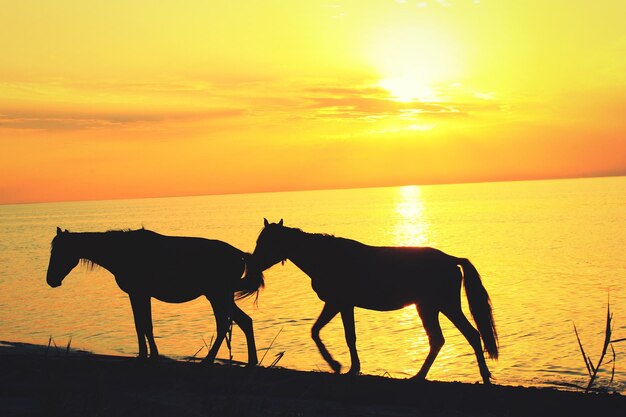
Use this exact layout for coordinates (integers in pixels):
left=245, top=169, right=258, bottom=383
left=203, top=335, right=214, bottom=350
left=65, top=337, right=72, bottom=356
left=188, top=345, right=205, bottom=362
left=573, top=322, right=593, bottom=377
left=259, top=327, right=283, bottom=366
left=610, top=344, right=616, bottom=385
left=225, top=319, right=234, bottom=365
left=269, top=351, right=285, bottom=368
left=587, top=356, right=596, bottom=374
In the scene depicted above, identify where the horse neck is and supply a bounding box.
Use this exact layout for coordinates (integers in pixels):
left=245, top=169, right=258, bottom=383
left=281, top=228, right=324, bottom=273
left=73, top=232, right=123, bottom=273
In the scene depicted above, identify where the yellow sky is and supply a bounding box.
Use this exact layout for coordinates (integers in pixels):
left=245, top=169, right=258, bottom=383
left=1, top=0, right=625, bottom=204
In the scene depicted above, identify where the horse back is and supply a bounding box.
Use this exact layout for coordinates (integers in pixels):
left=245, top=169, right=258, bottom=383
left=306, top=244, right=461, bottom=310
left=115, top=232, right=245, bottom=299
left=151, top=234, right=244, bottom=274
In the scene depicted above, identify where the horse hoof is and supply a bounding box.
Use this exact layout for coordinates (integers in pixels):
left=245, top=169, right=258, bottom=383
left=330, top=361, right=342, bottom=373
left=410, top=374, right=426, bottom=382
left=480, top=370, right=493, bottom=385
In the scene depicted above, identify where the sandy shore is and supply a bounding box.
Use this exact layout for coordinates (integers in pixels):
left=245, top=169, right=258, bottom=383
left=1, top=340, right=624, bottom=417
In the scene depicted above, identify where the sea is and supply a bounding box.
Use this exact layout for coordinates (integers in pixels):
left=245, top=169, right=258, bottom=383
left=1, top=176, right=625, bottom=391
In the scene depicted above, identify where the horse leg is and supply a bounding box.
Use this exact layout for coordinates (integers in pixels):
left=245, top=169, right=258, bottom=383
left=311, top=303, right=341, bottom=373
left=231, top=304, right=258, bottom=366
left=340, top=306, right=360, bottom=375
left=443, top=306, right=492, bottom=384
left=414, top=305, right=444, bottom=380
left=129, top=294, right=151, bottom=359
left=143, top=296, right=159, bottom=359
left=202, top=297, right=230, bottom=365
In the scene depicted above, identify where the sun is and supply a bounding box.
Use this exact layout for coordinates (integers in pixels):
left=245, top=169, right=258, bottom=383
left=379, top=76, right=438, bottom=103
left=369, top=26, right=460, bottom=102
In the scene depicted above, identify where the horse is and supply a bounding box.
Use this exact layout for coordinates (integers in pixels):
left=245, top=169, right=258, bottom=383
left=248, top=219, right=498, bottom=384
left=46, top=227, right=265, bottom=365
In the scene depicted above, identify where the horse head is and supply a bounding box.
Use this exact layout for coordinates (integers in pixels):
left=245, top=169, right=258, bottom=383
left=252, top=218, right=287, bottom=271
left=46, top=227, right=79, bottom=288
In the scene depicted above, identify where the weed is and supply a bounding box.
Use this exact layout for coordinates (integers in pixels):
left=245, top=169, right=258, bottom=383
left=573, top=296, right=624, bottom=393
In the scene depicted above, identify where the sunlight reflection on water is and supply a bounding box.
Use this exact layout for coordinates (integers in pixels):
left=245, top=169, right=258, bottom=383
left=1, top=177, right=625, bottom=392
left=393, top=185, right=430, bottom=247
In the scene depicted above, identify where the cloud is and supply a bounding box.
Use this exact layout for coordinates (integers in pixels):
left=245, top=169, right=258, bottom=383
left=0, top=108, right=246, bottom=131
left=0, top=77, right=508, bottom=135
left=299, top=84, right=502, bottom=120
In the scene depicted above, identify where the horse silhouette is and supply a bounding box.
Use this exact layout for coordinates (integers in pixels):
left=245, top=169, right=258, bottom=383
left=248, top=219, right=498, bottom=384
left=46, top=227, right=264, bottom=365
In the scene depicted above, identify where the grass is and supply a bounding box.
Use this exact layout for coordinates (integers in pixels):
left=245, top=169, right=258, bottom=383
left=573, top=296, right=625, bottom=393
left=186, top=326, right=286, bottom=368
left=225, top=317, right=234, bottom=366
left=259, top=327, right=283, bottom=366
left=45, top=336, right=73, bottom=356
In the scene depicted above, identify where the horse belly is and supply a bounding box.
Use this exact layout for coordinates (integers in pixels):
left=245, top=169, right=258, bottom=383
left=311, top=274, right=416, bottom=311
left=152, top=291, right=202, bottom=303
left=328, top=265, right=454, bottom=310
left=149, top=272, right=215, bottom=302
left=353, top=283, right=418, bottom=311
left=116, top=270, right=209, bottom=303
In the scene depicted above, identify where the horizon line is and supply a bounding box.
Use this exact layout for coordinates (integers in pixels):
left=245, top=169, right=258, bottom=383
left=2, top=172, right=624, bottom=207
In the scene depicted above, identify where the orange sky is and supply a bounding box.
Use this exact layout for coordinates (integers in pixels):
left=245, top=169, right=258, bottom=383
left=1, top=0, right=625, bottom=204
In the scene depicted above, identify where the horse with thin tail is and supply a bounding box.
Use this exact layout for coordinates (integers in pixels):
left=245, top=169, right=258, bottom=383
left=458, top=258, right=499, bottom=360
left=249, top=219, right=498, bottom=384
left=236, top=253, right=265, bottom=302
left=46, top=227, right=264, bottom=365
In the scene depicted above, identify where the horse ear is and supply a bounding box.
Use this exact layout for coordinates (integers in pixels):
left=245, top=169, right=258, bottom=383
left=278, top=219, right=283, bottom=226
left=264, top=218, right=269, bottom=227
left=56, top=227, right=62, bottom=235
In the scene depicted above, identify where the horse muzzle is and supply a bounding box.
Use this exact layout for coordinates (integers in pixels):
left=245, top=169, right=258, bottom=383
left=46, top=277, right=62, bottom=288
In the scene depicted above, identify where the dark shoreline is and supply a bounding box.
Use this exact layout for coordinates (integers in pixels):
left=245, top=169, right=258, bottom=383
left=1, top=341, right=624, bottom=417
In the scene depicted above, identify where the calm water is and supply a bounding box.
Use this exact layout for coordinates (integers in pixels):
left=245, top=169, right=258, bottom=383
left=1, top=177, right=625, bottom=391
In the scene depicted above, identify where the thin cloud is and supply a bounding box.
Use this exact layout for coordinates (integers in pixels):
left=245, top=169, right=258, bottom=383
left=300, top=84, right=503, bottom=120
left=0, top=108, right=246, bottom=131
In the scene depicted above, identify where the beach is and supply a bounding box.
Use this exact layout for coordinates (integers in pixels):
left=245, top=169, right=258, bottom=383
left=1, top=341, right=624, bottom=417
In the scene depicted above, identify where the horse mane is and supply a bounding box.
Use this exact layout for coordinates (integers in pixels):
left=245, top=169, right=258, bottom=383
left=53, top=228, right=150, bottom=271
left=284, top=226, right=335, bottom=240
left=104, top=227, right=147, bottom=234
left=83, top=228, right=150, bottom=269
left=81, top=258, right=99, bottom=271
left=281, top=226, right=367, bottom=257
left=280, top=226, right=366, bottom=256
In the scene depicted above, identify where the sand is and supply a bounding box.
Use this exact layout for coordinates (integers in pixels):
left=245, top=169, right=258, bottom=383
left=1, top=340, right=624, bottom=417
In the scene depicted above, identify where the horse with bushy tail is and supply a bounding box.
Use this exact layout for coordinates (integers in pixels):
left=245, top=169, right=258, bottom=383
left=249, top=219, right=498, bottom=384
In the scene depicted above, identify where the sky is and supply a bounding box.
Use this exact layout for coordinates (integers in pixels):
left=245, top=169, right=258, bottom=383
left=1, top=0, right=625, bottom=204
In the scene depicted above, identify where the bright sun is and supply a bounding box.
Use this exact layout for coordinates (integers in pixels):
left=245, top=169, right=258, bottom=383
left=379, top=76, right=438, bottom=102
left=369, top=26, right=460, bottom=102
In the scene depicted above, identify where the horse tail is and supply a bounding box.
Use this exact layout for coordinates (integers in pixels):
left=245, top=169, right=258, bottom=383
left=235, top=253, right=265, bottom=302
left=459, top=258, right=499, bottom=359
